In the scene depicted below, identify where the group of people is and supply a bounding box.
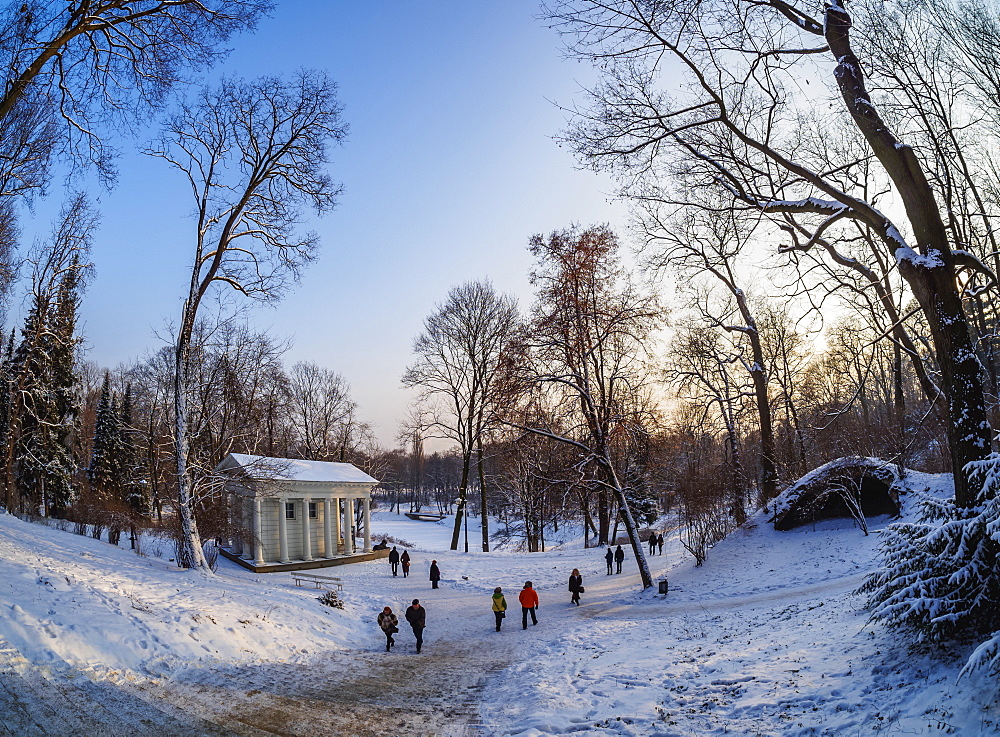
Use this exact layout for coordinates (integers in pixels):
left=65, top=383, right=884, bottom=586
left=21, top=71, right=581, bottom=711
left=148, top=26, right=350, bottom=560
left=377, top=599, right=426, bottom=653
left=490, top=580, right=542, bottom=631
left=605, top=545, right=625, bottom=574
left=648, top=533, right=665, bottom=555
left=386, top=546, right=411, bottom=577
left=376, top=532, right=669, bottom=652
left=375, top=564, right=588, bottom=652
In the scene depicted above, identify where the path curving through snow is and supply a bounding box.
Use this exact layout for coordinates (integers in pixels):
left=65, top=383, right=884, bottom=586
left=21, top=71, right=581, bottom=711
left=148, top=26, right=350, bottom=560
left=4, top=489, right=997, bottom=737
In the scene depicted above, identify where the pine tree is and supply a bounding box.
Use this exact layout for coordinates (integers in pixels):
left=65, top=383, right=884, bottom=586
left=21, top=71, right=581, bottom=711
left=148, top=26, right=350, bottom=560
left=119, top=383, right=148, bottom=549
left=11, top=290, right=53, bottom=514
left=14, top=257, right=84, bottom=517
left=88, top=372, right=117, bottom=505
left=863, top=455, right=1000, bottom=676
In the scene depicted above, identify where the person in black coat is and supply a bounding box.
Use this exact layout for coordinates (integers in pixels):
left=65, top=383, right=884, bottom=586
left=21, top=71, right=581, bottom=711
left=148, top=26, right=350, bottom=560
left=404, top=599, right=426, bottom=653
left=604, top=547, right=614, bottom=575
left=648, top=534, right=656, bottom=555
left=656, top=533, right=664, bottom=555
left=568, top=569, right=583, bottom=606
left=429, top=559, right=441, bottom=589
left=614, top=544, right=625, bottom=574
left=388, top=546, right=400, bottom=576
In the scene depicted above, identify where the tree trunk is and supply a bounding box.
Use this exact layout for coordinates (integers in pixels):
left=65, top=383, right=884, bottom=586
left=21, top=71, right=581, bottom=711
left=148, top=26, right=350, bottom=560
left=826, top=5, right=992, bottom=506
left=600, top=457, right=653, bottom=589
left=477, top=442, right=489, bottom=552
left=597, top=487, right=610, bottom=544
left=173, top=343, right=208, bottom=571
left=450, top=451, right=472, bottom=550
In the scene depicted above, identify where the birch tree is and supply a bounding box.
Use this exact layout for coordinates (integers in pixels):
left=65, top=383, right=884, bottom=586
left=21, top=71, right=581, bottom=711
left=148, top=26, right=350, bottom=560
left=148, top=71, right=346, bottom=570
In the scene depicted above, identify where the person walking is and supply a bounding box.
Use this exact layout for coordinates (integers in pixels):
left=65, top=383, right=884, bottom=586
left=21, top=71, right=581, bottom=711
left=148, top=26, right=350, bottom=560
left=605, top=547, right=614, bottom=575
left=388, top=546, right=400, bottom=576
left=404, top=599, right=426, bottom=653
left=519, top=581, right=539, bottom=629
left=648, top=534, right=656, bottom=555
left=568, top=569, right=583, bottom=606
left=429, top=560, right=441, bottom=589
left=377, top=606, right=398, bottom=652
left=491, top=587, right=508, bottom=631
left=401, top=549, right=411, bottom=577
left=656, top=533, right=664, bottom=555
left=614, top=544, right=625, bottom=574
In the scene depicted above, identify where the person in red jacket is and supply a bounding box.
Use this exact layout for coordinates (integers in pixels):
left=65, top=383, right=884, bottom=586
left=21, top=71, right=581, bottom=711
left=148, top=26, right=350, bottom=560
left=519, top=580, right=539, bottom=629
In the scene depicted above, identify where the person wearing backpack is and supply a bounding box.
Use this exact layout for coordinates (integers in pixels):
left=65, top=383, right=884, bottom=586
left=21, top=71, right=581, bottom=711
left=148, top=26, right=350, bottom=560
left=491, top=586, right=508, bottom=631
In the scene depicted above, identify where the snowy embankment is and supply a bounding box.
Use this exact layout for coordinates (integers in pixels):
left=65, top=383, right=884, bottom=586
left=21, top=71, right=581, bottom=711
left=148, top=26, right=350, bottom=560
left=0, top=514, right=365, bottom=675
left=2, top=475, right=999, bottom=736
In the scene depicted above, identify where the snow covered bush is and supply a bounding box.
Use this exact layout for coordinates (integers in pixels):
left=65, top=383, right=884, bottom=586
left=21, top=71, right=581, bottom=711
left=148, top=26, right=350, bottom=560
left=317, top=590, right=344, bottom=610
left=862, top=455, right=1000, bottom=674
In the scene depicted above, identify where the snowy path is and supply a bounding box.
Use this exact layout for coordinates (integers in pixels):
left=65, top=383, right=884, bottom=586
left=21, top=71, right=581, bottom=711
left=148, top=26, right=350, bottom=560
left=3, top=502, right=997, bottom=736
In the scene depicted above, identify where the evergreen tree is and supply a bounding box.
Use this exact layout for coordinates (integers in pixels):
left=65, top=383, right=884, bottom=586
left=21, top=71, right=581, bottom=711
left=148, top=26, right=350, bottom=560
left=11, top=290, right=53, bottom=514
left=120, top=383, right=148, bottom=520
left=88, top=372, right=117, bottom=504
left=7, top=196, right=95, bottom=516
left=16, top=259, right=83, bottom=516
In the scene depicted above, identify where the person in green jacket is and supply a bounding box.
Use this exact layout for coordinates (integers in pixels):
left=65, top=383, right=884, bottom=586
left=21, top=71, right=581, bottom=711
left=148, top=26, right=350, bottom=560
left=492, top=586, right=508, bottom=632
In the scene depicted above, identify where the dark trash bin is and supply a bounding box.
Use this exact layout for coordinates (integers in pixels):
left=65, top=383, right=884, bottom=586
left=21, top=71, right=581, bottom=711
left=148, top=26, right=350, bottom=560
left=658, top=578, right=669, bottom=595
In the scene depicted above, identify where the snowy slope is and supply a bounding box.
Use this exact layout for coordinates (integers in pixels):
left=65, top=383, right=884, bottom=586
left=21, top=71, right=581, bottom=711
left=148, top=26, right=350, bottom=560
left=1, top=474, right=998, bottom=736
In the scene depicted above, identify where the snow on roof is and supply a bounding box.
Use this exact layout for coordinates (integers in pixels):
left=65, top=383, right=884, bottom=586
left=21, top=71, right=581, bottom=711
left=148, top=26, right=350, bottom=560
left=219, top=453, right=378, bottom=485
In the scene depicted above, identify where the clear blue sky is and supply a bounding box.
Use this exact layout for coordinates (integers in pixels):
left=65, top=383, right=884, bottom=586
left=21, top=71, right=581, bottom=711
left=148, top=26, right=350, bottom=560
left=25, top=1, right=630, bottom=447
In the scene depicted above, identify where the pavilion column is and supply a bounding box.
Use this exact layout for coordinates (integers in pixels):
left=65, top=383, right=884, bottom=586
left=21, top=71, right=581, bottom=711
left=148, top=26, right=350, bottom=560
left=243, top=497, right=253, bottom=558
left=362, top=497, right=372, bottom=552
left=323, top=498, right=333, bottom=557
left=343, top=497, right=354, bottom=554
left=252, top=497, right=264, bottom=567
left=278, top=496, right=289, bottom=563
left=232, top=495, right=243, bottom=555
left=302, top=495, right=313, bottom=561
left=333, top=497, right=342, bottom=554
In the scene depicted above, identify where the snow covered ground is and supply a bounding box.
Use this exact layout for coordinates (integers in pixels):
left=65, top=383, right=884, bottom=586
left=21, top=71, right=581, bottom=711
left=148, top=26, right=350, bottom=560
left=1, top=474, right=998, bottom=736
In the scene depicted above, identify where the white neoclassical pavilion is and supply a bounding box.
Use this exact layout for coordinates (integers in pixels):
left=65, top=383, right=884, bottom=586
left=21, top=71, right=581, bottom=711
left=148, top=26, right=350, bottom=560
left=217, top=453, right=382, bottom=572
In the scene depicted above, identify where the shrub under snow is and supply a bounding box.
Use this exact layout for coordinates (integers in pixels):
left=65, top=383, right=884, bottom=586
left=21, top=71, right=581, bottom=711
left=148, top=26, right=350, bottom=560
left=862, top=454, right=1000, bottom=675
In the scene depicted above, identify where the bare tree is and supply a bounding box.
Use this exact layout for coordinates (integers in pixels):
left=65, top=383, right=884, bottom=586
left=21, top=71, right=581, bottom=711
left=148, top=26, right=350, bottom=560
left=403, top=280, right=520, bottom=551
left=286, top=361, right=356, bottom=460
left=666, top=320, right=751, bottom=522
left=0, top=1, right=269, bottom=184
left=147, top=70, right=346, bottom=570
left=648, top=209, right=780, bottom=502
left=514, top=225, right=661, bottom=588
left=547, top=0, right=995, bottom=506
